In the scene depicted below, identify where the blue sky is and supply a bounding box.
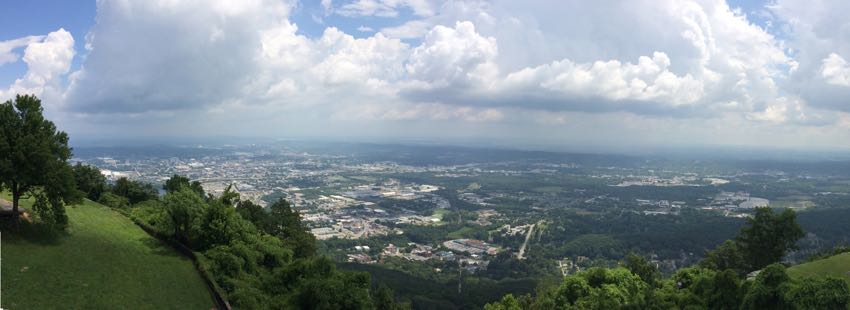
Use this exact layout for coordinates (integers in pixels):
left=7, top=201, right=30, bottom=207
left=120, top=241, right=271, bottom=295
left=0, top=1, right=95, bottom=85
left=1, top=0, right=850, bottom=151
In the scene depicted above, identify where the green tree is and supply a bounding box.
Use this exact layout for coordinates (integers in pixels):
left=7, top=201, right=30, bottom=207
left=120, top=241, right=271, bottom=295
left=98, top=192, right=130, bottom=209
left=290, top=271, right=373, bottom=310
left=236, top=200, right=270, bottom=231
left=163, top=187, right=207, bottom=245
left=740, top=263, right=794, bottom=310
left=622, top=252, right=660, bottom=287
left=163, top=174, right=205, bottom=197
left=788, top=277, right=850, bottom=309
left=266, top=199, right=316, bottom=258
left=263, top=257, right=373, bottom=310
left=553, top=267, right=649, bottom=309
left=554, top=275, right=591, bottom=305
left=112, top=177, right=158, bottom=204
left=196, top=201, right=244, bottom=249
left=373, top=283, right=404, bottom=310
left=0, top=94, right=81, bottom=227
left=707, top=269, right=742, bottom=310
left=669, top=267, right=717, bottom=307
left=699, top=240, right=748, bottom=276
left=484, top=294, right=522, bottom=310
left=72, top=163, right=107, bottom=201
left=218, top=183, right=239, bottom=206
left=737, top=207, right=804, bottom=270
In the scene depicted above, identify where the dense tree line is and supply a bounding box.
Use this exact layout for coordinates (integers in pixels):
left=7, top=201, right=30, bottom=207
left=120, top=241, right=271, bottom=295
left=95, top=174, right=405, bottom=309
left=487, top=262, right=849, bottom=310
left=536, top=208, right=744, bottom=261
left=486, top=207, right=850, bottom=309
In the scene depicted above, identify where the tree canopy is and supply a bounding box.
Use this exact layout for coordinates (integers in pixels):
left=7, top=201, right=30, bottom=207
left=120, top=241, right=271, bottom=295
left=73, top=163, right=107, bottom=201
left=737, top=207, right=805, bottom=270
left=0, top=94, right=81, bottom=229
left=485, top=206, right=850, bottom=310
left=112, top=177, right=158, bottom=204
left=163, top=174, right=205, bottom=197
left=108, top=176, right=389, bottom=309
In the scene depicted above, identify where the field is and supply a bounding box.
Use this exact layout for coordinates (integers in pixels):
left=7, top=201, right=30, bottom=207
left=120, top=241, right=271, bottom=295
left=787, top=252, right=850, bottom=286
left=1, top=193, right=214, bottom=309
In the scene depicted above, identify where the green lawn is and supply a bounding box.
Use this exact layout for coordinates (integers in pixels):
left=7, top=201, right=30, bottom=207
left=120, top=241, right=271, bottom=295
left=787, top=252, right=850, bottom=286
left=1, top=194, right=215, bottom=309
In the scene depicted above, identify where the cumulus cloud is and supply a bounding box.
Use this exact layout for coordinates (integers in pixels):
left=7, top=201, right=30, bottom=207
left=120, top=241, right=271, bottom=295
left=0, top=35, right=44, bottom=66
left=501, top=52, right=702, bottom=107
left=5, top=0, right=850, bottom=148
left=312, top=28, right=409, bottom=85
left=65, top=0, right=294, bottom=113
left=746, top=97, right=833, bottom=126
left=49, top=0, right=813, bottom=122
left=0, top=29, right=74, bottom=103
left=406, top=21, right=497, bottom=85
left=395, top=0, right=803, bottom=120
left=379, top=20, right=432, bottom=39
left=821, top=53, right=850, bottom=86
left=768, top=0, right=850, bottom=112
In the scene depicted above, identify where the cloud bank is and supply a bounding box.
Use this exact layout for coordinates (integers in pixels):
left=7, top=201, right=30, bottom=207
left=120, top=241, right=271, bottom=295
left=1, top=0, right=849, bottom=149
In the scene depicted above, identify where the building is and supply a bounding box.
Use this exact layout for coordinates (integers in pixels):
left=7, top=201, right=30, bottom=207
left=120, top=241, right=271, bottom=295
left=442, top=239, right=499, bottom=255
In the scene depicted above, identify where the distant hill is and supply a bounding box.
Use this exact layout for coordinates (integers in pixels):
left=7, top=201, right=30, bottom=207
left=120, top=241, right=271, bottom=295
left=0, top=194, right=214, bottom=309
left=787, top=252, right=850, bottom=286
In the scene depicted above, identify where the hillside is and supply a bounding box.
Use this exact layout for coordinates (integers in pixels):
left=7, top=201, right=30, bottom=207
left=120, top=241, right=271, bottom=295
left=0, top=194, right=215, bottom=309
left=788, top=252, right=850, bottom=286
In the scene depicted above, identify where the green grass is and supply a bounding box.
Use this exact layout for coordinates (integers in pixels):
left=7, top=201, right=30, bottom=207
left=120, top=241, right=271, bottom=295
left=431, top=208, right=449, bottom=220
left=787, top=252, right=850, bottom=286
left=1, top=194, right=215, bottom=309
left=446, top=226, right=484, bottom=239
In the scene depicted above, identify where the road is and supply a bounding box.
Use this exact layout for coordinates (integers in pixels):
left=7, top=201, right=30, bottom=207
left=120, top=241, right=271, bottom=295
left=517, top=221, right=539, bottom=260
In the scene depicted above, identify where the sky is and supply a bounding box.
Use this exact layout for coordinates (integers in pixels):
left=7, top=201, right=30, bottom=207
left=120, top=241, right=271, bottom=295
left=1, top=0, right=850, bottom=152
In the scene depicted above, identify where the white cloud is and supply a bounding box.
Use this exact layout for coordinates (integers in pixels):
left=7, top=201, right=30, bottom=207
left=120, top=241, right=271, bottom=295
left=312, top=28, right=409, bottom=85
left=820, top=53, right=850, bottom=86
left=65, top=0, right=294, bottom=113
left=336, top=0, right=435, bottom=18
left=392, top=0, right=804, bottom=121
left=0, top=29, right=74, bottom=103
left=332, top=101, right=503, bottom=122
left=0, top=35, right=44, bottom=66
left=768, top=0, right=850, bottom=111
left=502, top=52, right=703, bottom=106
left=321, top=0, right=333, bottom=12
left=57, top=0, right=808, bottom=122
left=6, top=0, right=849, bottom=149
left=379, top=20, right=432, bottom=39
left=406, top=21, right=497, bottom=85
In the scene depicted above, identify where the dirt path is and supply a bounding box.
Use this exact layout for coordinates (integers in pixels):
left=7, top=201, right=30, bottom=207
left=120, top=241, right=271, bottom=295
left=0, top=198, right=33, bottom=222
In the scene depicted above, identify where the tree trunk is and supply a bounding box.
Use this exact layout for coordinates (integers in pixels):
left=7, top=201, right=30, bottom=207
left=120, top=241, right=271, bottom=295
left=12, top=182, right=20, bottom=224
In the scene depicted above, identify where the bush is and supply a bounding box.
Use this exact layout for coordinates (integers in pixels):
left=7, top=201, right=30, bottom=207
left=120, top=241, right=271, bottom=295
left=127, top=185, right=380, bottom=309
left=98, top=192, right=130, bottom=209
left=32, top=193, right=69, bottom=231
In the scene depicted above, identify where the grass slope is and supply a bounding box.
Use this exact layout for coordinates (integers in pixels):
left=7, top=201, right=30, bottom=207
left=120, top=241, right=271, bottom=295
left=1, top=194, right=214, bottom=309
left=788, top=252, right=850, bottom=286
